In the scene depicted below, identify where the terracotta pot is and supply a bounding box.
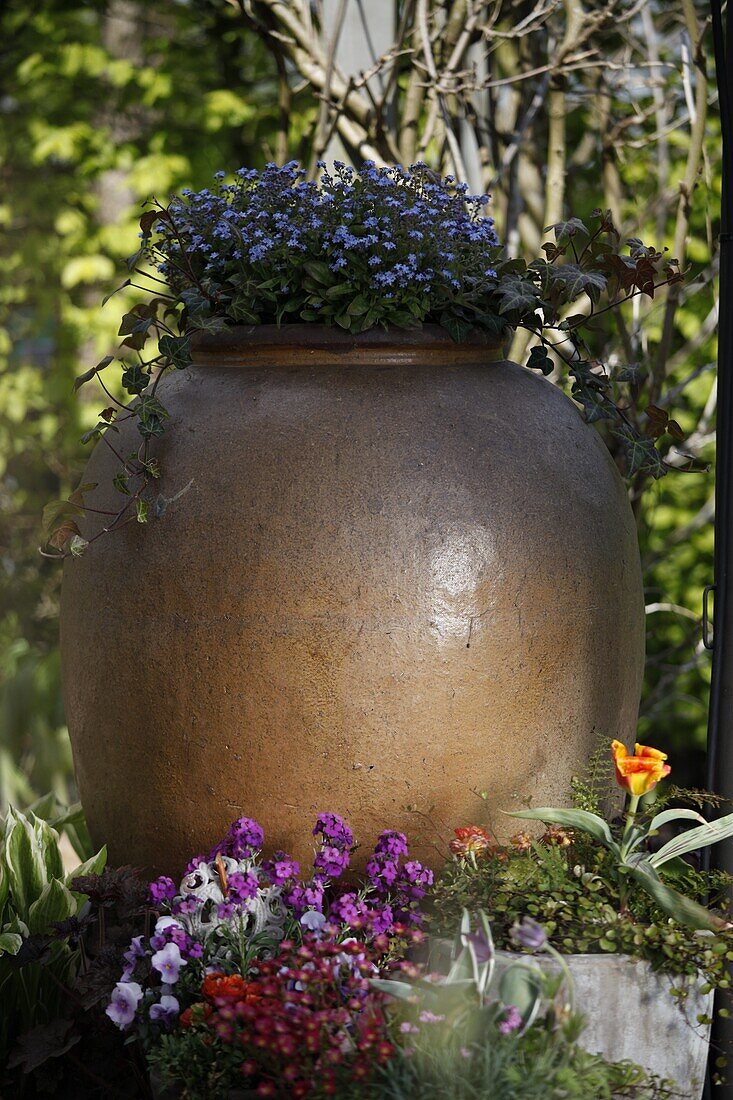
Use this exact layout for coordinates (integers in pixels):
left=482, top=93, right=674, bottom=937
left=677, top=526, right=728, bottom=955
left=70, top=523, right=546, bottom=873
left=60, top=325, right=644, bottom=875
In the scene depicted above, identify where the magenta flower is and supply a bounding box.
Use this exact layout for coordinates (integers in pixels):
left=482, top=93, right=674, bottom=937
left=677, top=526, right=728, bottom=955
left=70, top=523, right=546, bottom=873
left=151, top=942, right=186, bottom=984
left=149, top=875, right=176, bottom=904
left=106, top=981, right=143, bottom=1029
left=499, top=1005, right=523, bottom=1034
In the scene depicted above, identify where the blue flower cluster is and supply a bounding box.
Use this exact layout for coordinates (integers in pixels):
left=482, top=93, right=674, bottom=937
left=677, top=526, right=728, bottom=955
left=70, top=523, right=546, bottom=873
left=149, top=162, right=502, bottom=337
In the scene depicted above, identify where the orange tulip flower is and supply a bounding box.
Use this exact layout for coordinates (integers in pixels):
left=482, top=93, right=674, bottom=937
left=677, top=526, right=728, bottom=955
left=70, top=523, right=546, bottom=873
left=611, top=740, right=671, bottom=797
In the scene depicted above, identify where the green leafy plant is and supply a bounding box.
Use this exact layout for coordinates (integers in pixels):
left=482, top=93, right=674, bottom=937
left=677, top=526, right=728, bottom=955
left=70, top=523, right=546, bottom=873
left=368, top=909, right=676, bottom=1100
left=510, top=740, right=733, bottom=931
left=0, top=802, right=106, bottom=1069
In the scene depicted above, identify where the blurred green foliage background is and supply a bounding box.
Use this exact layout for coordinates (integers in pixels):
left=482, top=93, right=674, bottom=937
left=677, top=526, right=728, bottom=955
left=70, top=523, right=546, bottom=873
left=0, top=0, right=719, bottom=810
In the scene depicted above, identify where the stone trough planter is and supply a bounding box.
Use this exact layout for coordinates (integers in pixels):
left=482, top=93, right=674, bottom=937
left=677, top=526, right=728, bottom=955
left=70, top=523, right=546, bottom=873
left=426, top=935, right=712, bottom=1097
left=498, top=950, right=712, bottom=1099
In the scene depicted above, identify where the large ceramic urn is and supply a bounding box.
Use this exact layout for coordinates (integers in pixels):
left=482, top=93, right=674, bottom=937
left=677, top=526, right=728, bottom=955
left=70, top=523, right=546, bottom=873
left=61, top=326, right=644, bottom=875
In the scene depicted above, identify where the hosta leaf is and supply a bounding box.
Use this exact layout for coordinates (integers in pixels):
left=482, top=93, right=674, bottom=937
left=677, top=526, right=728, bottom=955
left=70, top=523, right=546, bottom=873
left=506, top=807, right=619, bottom=853
left=0, top=931, right=23, bottom=956
left=27, top=879, right=78, bottom=935
left=4, top=807, right=48, bottom=917
left=33, top=817, right=63, bottom=882
left=66, top=846, right=106, bottom=888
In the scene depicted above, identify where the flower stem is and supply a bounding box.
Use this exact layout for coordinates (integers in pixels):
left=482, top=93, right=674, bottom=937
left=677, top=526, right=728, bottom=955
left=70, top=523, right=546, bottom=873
left=618, top=793, right=640, bottom=912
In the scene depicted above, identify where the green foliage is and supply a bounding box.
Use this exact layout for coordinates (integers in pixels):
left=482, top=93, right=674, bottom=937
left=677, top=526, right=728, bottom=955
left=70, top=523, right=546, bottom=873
left=0, top=801, right=105, bottom=1067
left=427, top=834, right=733, bottom=1008
left=366, top=1027, right=676, bottom=1100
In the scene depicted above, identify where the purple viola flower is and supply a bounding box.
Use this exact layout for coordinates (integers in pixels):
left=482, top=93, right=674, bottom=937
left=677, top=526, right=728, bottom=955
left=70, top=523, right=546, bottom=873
left=149, top=875, right=177, bottom=904
left=151, top=942, right=186, bottom=984
left=106, top=982, right=143, bottom=1030
left=510, top=917, right=547, bottom=952
left=300, top=909, right=327, bottom=932
left=150, top=915, right=184, bottom=951
left=121, top=935, right=146, bottom=980
left=150, top=993, right=180, bottom=1028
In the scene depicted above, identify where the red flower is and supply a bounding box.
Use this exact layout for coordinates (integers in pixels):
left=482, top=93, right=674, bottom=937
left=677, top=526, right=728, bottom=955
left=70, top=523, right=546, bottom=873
left=449, top=825, right=494, bottom=857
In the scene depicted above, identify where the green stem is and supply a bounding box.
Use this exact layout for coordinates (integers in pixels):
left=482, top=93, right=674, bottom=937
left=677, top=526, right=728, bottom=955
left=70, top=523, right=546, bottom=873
left=618, top=793, right=640, bottom=912
left=620, top=794, right=641, bottom=860
left=543, top=942, right=576, bottom=1016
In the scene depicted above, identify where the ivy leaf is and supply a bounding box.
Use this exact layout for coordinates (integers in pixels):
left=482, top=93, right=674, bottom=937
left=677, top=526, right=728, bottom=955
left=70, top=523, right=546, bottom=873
left=616, top=427, right=668, bottom=478
left=113, top=472, right=130, bottom=496
left=102, top=279, right=131, bottom=307
left=136, top=395, right=169, bottom=439
left=615, top=363, right=643, bottom=383
left=80, top=422, right=118, bottom=445
left=527, top=345, right=553, bottom=376
left=121, top=364, right=149, bottom=395
left=73, top=355, right=114, bottom=392
left=179, top=287, right=211, bottom=320
left=552, top=264, right=607, bottom=301
left=48, top=520, right=81, bottom=552
left=136, top=499, right=149, bottom=524
left=547, top=217, right=588, bottom=243
left=158, top=334, right=192, bottom=370
left=439, top=312, right=474, bottom=342
left=495, top=280, right=541, bottom=316
left=139, top=209, right=160, bottom=236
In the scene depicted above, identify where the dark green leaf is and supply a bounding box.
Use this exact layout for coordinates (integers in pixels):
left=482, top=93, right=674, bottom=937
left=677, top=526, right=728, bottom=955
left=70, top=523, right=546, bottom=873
left=121, top=364, right=149, bottom=395
left=158, top=334, right=192, bottom=370
left=527, top=345, right=553, bottom=375
left=73, top=355, right=114, bottom=392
